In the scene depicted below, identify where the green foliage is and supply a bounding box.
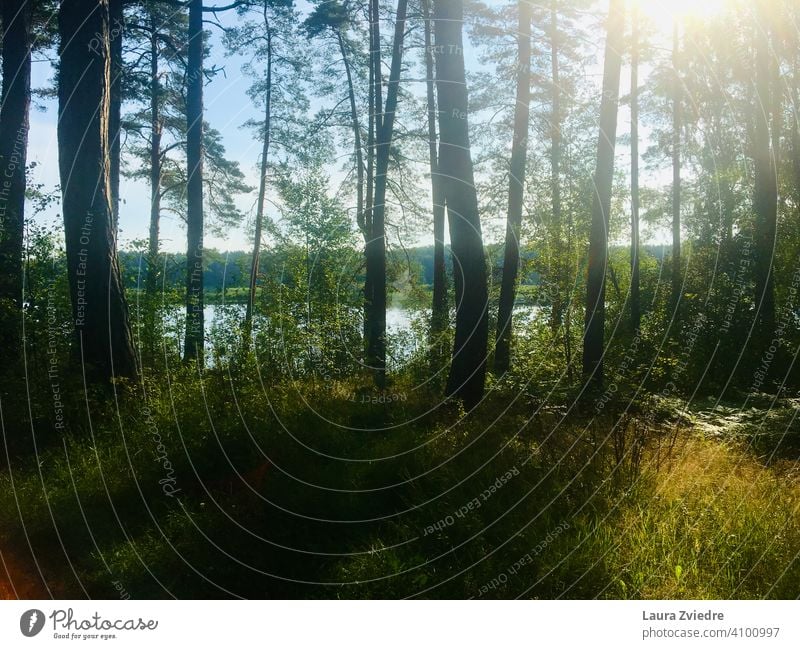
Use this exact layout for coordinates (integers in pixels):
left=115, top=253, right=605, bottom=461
left=2, top=364, right=798, bottom=598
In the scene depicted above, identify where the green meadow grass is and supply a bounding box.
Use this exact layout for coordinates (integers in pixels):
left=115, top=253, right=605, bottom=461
left=1, top=369, right=798, bottom=599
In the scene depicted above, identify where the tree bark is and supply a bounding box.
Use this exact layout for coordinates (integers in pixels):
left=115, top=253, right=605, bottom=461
left=369, top=0, right=383, bottom=137
left=753, top=0, right=777, bottom=338
left=0, top=0, right=31, bottom=357
left=339, top=32, right=364, bottom=238
left=58, top=0, right=138, bottom=380
left=494, top=0, right=531, bottom=376
left=109, top=0, right=123, bottom=231
left=422, top=0, right=448, bottom=340
left=245, top=21, right=272, bottom=337
left=435, top=0, right=489, bottom=408
left=671, top=21, right=682, bottom=311
left=548, top=0, right=564, bottom=336
left=363, top=0, right=381, bottom=347
left=582, top=0, right=624, bottom=385
left=184, top=0, right=204, bottom=363
left=630, top=2, right=641, bottom=333
left=365, top=0, right=408, bottom=386
left=793, top=56, right=800, bottom=220
left=146, top=17, right=162, bottom=298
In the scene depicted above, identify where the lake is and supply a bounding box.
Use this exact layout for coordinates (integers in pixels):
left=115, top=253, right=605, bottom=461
left=159, top=303, right=543, bottom=366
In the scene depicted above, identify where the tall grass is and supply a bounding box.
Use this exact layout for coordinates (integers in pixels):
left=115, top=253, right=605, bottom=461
left=1, top=367, right=797, bottom=599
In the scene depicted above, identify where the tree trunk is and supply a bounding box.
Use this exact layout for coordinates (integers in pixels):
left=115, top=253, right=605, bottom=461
left=753, top=0, right=777, bottom=338
left=363, top=0, right=381, bottom=346
left=339, top=32, right=364, bottom=239
left=245, top=23, right=272, bottom=338
left=435, top=0, right=489, bottom=408
left=0, top=0, right=31, bottom=357
left=109, top=0, right=123, bottom=230
left=365, top=0, right=408, bottom=386
left=630, top=2, right=641, bottom=333
left=146, top=18, right=162, bottom=298
left=58, top=0, right=138, bottom=380
left=771, top=40, right=782, bottom=179
left=369, top=0, right=383, bottom=137
left=423, top=0, right=448, bottom=341
left=793, top=57, right=800, bottom=219
left=548, top=0, right=564, bottom=336
left=671, top=21, right=682, bottom=311
left=494, top=0, right=532, bottom=376
left=184, top=0, right=204, bottom=363
left=582, top=0, right=624, bottom=385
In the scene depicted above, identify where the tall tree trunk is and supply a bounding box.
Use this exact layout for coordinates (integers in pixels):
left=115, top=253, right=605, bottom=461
left=365, top=0, right=408, bottom=386
left=184, top=0, right=204, bottom=363
left=630, top=2, right=641, bottom=333
left=753, top=0, right=777, bottom=338
left=793, top=56, right=800, bottom=219
left=338, top=24, right=370, bottom=351
left=363, top=0, right=381, bottom=346
left=565, top=147, right=574, bottom=380
left=109, top=0, right=123, bottom=230
left=435, top=0, right=489, bottom=408
left=548, top=0, right=565, bottom=338
left=245, top=22, right=272, bottom=337
left=0, top=0, right=31, bottom=357
left=771, top=46, right=782, bottom=179
left=144, top=16, right=162, bottom=362
left=369, top=0, right=383, bottom=137
left=494, top=0, right=532, bottom=376
left=146, top=18, right=162, bottom=298
left=671, top=21, right=682, bottom=311
left=339, top=32, right=364, bottom=238
left=58, top=0, right=137, bottom=380
left=423, top=0, right=448, bottom=342
left=582, top=0, right=624, bottom=385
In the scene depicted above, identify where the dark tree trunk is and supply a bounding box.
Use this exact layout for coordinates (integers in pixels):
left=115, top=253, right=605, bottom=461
left=363, top=0, right=381, bottom=346
left=0, top=0, right=31, bottom=357
left=494, top=0, right=531, bottom=376
left=365, top=0, right=408, bottom=386
left=552, top=1, right=573, bottom=375
left=339, top=32, right=364, bottom=239
left=753, top=0, right=777, bottom=337
left=793, top=58, right=800, bottom=219
left=146, top=18, right=162, bottom=298
left=548, top=0, right=565, bottom=338
left=369, top=0, right=383, bottom=138
left=58, top=0, right=137, bottom=380
left=771, top=41, right=782, bottom=178
left=630, top=3, right=641, bottom=333
left=582, top=0, right=624, bottom=385
left=184, top=0, right=204, bottom=363
left=245, top=25, right=272, bottom=337
left=435, top=0, right=489, bottom=408
left=422, top=0, right=448, bottom=340
left=671, top=21, right=682, bottom=311
left=109, top=0, right=123, bottom=230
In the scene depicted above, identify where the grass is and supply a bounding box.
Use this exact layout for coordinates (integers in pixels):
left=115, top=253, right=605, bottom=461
left=0, top=367, right=798, bottom=599
left=607, top=435, right=800, bottom=598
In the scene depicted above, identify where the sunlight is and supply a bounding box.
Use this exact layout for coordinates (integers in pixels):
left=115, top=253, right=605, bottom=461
left=632, top=0, right=728, bottom=24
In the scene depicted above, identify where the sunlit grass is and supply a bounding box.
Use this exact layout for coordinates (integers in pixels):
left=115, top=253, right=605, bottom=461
left=1, top=372, right=797, bottom=599
left=606, top=436, right=800, bottom=598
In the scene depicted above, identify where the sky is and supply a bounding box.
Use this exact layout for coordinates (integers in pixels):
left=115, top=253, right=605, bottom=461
left=27, top=8, right=264, bottom=253
left=23, top=0, right=710, bottom=254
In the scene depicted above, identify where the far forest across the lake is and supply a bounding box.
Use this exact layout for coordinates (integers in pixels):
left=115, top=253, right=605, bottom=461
left=0, top=0, right=799, bottom=599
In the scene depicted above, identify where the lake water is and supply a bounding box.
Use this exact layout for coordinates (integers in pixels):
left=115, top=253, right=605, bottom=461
left=161, top=303, right=542, bottom=365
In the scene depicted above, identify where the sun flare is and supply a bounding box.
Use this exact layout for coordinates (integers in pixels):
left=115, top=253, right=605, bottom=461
left=632, top=0, right=728, bottom=24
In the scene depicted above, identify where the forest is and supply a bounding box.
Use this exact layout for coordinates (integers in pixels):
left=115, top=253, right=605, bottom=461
left=0, top=0, right=799, bottom=599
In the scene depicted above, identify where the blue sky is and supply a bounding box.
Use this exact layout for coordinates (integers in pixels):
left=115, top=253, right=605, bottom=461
left=24, top=0, right=686, bottom=254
